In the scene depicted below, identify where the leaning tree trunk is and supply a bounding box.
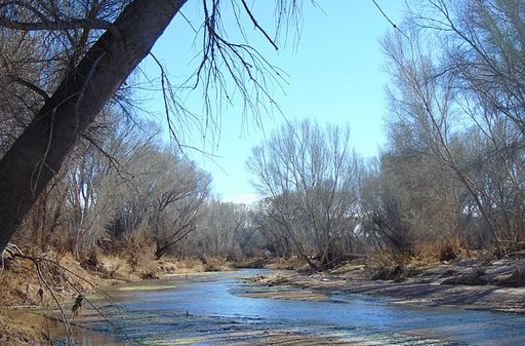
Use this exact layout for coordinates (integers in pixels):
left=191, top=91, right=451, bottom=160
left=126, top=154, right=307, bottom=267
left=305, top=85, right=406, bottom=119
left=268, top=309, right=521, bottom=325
left=0, top=0, right=187, bottom=252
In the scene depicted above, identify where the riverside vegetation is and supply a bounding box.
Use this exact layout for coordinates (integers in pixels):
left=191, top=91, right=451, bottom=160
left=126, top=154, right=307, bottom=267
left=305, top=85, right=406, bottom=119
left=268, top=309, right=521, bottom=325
left=1, top=0, right=525, bottom=344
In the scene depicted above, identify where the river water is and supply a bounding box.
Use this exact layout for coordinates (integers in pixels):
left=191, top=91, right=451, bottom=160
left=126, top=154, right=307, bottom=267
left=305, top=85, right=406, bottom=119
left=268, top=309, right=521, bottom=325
left=56, top=269, right=525, bottom=345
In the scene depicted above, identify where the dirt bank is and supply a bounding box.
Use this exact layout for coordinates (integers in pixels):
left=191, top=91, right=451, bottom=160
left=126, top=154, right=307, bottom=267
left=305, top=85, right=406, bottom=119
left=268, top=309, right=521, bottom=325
left=0, top=253, right=234, bottom=345
left=248, top=258, right=525, bottom=313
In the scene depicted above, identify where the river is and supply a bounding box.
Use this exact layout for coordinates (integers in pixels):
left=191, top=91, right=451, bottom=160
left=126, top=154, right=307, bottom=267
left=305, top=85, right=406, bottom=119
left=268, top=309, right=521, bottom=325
left=54, top=269, right=525, bottom=345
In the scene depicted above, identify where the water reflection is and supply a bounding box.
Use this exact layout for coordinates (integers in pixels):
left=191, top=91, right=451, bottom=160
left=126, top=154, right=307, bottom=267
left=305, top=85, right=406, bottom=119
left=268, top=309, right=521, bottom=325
left=62, top=270, right=525, bottom=345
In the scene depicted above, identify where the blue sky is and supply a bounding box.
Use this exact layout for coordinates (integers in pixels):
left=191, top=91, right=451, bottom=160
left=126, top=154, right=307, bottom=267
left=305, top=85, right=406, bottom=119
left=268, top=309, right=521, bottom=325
left=137, top=1, right=406, bottom=203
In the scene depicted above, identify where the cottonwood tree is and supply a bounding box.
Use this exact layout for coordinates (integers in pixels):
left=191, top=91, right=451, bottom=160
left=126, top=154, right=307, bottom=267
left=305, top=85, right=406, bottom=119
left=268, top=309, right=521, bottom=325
left=182, top=201, right=254, bottom=259
left=63, top=113, right=144, bottom=257
left=0, top=0, right=187, bottom=252
left=419, top=0, right=525, bottom=136
left=251, top=201, right=293, bottom=258
left=359, top=159, right=415, bottom=256
left=376, top=0, right=525, bottom=255
left=431, top=0, right=525, bottom=247
left=0, top=27, right=40, bottom=155
left=383, top=22, right=505, bottom=246
left=7, top=111, right=138, bottom=255
left=0, top=0, right=304, bottom=252
left=150, top=154, right=211, bottom=260
left=360, top=148, right=468, bottom=257
left=91, top=139, right=211, bottom=260
left=248, top=120, right=362, bottom=271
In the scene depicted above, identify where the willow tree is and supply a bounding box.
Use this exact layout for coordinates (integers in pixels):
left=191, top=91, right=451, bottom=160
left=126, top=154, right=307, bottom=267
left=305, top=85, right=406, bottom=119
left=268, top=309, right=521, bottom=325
left=0, top=0, right=302, bottom=252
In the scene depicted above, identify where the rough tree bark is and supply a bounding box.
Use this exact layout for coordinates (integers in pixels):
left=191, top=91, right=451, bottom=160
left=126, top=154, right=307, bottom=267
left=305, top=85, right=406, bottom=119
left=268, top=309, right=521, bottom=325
left=0, top=0, right=187, bottom=252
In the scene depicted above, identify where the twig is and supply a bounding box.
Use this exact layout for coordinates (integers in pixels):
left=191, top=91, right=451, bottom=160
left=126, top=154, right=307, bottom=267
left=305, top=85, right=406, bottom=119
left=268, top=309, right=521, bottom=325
left=239, top=0, right=278, bottom=50
left=370, top=0, right=409, bottom=39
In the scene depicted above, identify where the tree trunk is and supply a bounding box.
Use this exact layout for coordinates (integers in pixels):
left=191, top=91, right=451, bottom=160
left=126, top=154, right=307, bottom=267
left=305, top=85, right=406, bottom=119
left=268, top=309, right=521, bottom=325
left=155, top=246, right=169, bottom=261
left=0, top=0, right=187, bottom=252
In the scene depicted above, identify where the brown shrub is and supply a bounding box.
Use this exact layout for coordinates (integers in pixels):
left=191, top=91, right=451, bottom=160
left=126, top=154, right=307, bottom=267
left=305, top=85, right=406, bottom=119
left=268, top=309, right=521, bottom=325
left=438, top=243, right=457, bottom=262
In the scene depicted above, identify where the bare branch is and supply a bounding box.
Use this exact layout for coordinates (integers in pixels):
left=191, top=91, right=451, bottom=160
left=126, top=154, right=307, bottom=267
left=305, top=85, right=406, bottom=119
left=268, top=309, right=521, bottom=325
left=0, top=17, right=112, bottom=31
left=239, top=0, right=278, bottom=50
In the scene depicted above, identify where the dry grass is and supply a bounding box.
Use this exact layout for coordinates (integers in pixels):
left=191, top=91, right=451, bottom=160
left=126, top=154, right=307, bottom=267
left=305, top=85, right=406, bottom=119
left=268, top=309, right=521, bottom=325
left=367, top=238, right=481, bottom=269
left=0, top=251, right=106, bottom=344
left=170, top=257, right=206, bottom=273
left=412, top=236, right=486, bottom=264
left=203, top=257, right=234, bottom=272
left=153, top=257, right=234, bottom=274
left=368, top=250, right=400, bottom=266
left=0, top=310, right=47, bottom=345
left=329, top=263, right=367, bottom=275
left=264, top=257, right=306, bottom=270
left=0, top=248, right=174, bottom=344
left=0, top=251, right=102, bottom=308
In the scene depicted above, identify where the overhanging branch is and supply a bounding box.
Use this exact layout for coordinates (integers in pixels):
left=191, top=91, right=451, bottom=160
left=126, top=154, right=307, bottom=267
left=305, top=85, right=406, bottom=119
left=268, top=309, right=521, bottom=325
left=0, top=17, right=112, bottom=31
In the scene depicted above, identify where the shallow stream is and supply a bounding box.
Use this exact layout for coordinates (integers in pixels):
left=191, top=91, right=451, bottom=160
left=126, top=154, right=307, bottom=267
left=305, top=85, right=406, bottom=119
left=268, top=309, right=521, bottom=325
left=55, top=269, right=525, bottom=345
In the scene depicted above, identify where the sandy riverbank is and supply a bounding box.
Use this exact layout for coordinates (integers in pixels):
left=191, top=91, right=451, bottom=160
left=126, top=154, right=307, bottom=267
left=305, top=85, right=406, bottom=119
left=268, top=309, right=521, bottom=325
left=246, top=258, right=525, bottom=313
left=4, top=255, right=524, bottom=344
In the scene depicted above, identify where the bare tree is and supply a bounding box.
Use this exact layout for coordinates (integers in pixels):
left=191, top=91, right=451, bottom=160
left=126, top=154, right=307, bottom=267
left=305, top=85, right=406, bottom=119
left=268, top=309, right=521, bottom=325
left=248, top=119, right=362, bottom=271
left=0, top=0, right=188, bottom=252
left=375, top=0, right=525, bottom=255
left=383, top=22, right=504, bottom=247
left=0, top=0, right=308, bottom=253
left=181, top=200, right=255, bottom=259
left=252, top=201, right=293, bottom=258
left=150, top=154, right=211, bottom=260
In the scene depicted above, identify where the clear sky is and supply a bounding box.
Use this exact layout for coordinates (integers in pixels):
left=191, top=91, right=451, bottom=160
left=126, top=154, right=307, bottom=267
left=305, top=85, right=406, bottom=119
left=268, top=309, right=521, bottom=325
left=136, top=1, right=406, bottom=204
